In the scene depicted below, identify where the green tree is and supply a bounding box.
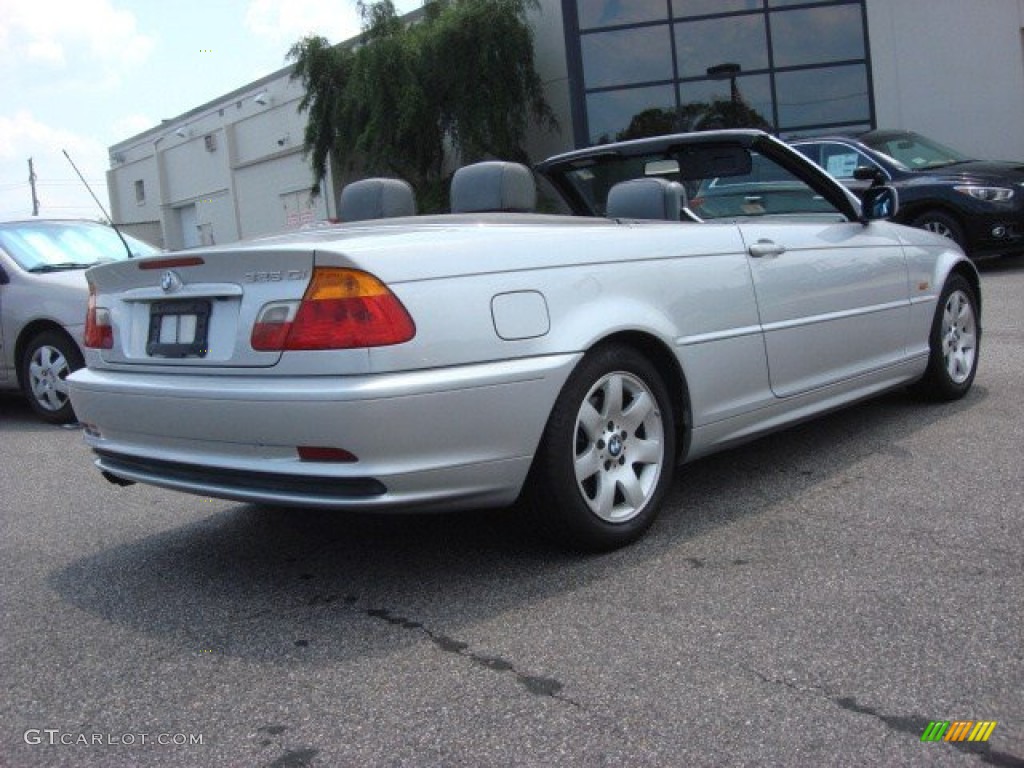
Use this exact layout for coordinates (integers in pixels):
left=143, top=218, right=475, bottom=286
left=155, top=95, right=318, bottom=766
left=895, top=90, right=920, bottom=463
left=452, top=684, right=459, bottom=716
left=288, top=0, right=555, bottom=212
left=689, top=99, right=773, bottom=132
left=286, top=35, right=353, bottom=198
left=615, top=107, right=678, bottom=142
left=615, top=100, right=774, bottom=142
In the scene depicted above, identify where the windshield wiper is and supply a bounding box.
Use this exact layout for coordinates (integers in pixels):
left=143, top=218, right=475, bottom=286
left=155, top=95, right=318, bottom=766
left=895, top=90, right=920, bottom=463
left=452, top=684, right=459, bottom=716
left=29, top=262, right=91, bottom=273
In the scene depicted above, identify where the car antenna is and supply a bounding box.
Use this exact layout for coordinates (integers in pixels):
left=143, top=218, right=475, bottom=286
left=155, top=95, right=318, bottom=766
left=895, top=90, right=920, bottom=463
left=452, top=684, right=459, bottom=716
left=62, top=148, right=134, bottom=259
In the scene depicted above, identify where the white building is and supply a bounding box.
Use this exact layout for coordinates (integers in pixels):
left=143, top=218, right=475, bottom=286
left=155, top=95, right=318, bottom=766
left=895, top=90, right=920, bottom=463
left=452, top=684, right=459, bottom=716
left=108, top=0, right=1024, bottom=249
left=107, top=70, right=333, bottom=250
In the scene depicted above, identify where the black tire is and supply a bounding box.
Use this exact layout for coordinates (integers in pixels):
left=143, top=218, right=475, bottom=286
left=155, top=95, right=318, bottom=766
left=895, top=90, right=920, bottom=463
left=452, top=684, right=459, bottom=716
left=912, top=274, right=980, bottom=401
left=524, top=344, right=677, bottom=552
left=20, top=330, right=84, bottom=424
left=910, top=210, right=967, bottom=251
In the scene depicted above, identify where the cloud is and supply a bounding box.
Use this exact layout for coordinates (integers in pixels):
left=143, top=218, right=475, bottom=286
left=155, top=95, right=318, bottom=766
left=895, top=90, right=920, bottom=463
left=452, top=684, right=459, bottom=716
left=0, top=0, right=154, bottom=72
left=0, top=111, right=110, bottom=221
left=244, top=0, right=364, bottom=47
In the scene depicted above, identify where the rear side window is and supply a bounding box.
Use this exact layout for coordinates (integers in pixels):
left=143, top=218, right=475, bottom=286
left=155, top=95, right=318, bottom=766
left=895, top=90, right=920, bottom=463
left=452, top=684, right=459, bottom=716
left=818, top=143, right=871, bottom=180
left=794, top=142, right=873, bottom=180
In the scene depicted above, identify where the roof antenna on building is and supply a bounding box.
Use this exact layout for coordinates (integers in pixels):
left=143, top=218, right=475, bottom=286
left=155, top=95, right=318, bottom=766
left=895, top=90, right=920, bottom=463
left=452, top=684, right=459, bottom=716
left=61, top=148, right=134, bottom=259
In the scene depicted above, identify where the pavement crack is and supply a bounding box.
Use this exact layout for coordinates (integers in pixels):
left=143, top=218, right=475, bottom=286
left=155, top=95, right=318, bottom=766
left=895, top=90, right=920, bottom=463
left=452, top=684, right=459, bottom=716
left=365, top=605, right=581, bottom=708
left=743, top=665, right=830, bottom=696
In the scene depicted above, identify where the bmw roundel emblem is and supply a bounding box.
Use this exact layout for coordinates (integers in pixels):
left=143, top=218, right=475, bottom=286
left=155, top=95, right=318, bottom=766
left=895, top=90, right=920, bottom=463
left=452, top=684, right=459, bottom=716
left=160, top=270, right=183, bottom=293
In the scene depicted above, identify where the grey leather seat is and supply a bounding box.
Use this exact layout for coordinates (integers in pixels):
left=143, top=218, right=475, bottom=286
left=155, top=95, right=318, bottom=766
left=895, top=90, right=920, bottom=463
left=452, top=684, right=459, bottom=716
left=606, top=177, right=689, bottom=221
left=450, top=161, right=537, bottom=213
left=339, top=178, right=417, bottom=222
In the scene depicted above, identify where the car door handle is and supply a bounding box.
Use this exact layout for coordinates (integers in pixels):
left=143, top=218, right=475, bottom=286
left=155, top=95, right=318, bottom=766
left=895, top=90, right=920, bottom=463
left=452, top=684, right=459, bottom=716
left=748, top=240, right=786, bottom=258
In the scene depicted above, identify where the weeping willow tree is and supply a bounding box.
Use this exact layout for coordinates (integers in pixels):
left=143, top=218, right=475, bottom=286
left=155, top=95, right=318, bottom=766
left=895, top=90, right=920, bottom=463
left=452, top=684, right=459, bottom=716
left=288, top=0, right=555, bottom=212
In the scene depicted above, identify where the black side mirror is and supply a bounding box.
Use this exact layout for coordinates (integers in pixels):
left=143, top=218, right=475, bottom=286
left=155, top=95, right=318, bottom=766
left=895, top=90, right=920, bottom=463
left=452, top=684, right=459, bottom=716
left=861, top=185, right=899, bottom=222
left=0, top=266, right=9, bottom=285
left=853, top=166, right=886, bottom=186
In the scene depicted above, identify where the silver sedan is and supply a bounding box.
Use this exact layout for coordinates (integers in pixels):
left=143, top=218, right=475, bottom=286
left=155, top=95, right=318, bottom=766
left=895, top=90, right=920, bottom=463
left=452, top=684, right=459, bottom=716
left=0, top=219, right=157, bottom=422
left=68, top=131, right=980, bottom=550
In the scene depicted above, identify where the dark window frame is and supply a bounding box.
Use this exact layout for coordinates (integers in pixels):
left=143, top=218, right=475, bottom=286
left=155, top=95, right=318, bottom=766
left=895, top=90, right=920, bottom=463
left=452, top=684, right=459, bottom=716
left=561, top=0, right=875, bottom=147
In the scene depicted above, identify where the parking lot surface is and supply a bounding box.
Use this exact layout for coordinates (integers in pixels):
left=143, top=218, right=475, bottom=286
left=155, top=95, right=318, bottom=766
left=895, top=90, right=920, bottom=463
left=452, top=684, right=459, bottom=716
left=2, top=257, right=1022, bottom=767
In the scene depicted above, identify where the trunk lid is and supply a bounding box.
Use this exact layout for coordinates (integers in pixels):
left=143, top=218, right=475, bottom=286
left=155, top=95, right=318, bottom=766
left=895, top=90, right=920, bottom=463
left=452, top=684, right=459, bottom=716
left=86, top=248, right=316, bottom=369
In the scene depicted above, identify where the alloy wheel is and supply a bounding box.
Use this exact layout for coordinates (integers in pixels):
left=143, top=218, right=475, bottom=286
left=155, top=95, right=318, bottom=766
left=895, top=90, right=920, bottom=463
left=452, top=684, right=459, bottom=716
left=573, top=371, right=665, bottom=523
left=941, top=289, right=977, bottom=384
left=28, top=344, right=72, bottom=412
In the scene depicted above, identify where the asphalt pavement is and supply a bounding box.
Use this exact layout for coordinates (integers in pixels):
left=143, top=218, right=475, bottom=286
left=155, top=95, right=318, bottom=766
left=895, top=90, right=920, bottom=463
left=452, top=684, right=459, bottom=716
left=2, top=256, right=1022, bottom=767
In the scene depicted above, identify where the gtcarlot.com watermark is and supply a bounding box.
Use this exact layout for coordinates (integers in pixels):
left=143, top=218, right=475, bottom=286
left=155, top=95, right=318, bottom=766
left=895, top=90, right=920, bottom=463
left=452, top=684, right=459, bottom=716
left=24, top=729, right=203, bottom=746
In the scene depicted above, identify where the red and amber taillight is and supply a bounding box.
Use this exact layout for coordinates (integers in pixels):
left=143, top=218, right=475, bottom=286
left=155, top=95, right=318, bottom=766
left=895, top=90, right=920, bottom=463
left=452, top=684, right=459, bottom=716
left=84, top=284, right=113, bottom=349
left=251, top=267, right=415, bottom=351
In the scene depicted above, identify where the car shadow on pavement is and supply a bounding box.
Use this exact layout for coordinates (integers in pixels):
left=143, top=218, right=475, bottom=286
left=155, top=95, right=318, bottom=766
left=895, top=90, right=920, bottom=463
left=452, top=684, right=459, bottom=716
left=976, top=252, right=1024, bottom=273
left=0, top=393, right=76, bottom=432
left=47, top=384, right=988, bottom=668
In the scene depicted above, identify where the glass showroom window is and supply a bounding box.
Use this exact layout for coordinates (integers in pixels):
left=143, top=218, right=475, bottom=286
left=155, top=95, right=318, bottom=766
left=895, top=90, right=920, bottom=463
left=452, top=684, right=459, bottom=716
left=586, top=84, right=677, bottom=145
left=770, top=4, right=866, bottom=68
left=567, top=0, right=873, bottom=145
left=673, top=14, right=769, bottom=79
left=775, top=64, right=871, bottom=130
left=577, top=0, right=667, bottom=29
left=580, top=25, right=674, bottom=90
left=672, top=0, right=762, bottom=17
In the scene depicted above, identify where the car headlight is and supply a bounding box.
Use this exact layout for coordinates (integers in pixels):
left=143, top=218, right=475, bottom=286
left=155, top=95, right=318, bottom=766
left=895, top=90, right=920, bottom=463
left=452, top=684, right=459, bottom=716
left=954, top=185, right=1014, bottom=202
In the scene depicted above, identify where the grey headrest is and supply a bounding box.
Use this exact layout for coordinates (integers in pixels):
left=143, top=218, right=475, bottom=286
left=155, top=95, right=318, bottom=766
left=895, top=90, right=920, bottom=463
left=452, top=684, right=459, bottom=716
left=606, top=178, right=687, bottom=221
left=339, top=178, right=417, bottom=222
left=450, top=161, right=537, bottom=213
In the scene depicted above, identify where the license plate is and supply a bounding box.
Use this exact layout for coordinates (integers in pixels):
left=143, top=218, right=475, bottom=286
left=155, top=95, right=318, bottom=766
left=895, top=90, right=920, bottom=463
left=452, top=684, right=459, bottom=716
left=147, top=300, right=211, bottom=358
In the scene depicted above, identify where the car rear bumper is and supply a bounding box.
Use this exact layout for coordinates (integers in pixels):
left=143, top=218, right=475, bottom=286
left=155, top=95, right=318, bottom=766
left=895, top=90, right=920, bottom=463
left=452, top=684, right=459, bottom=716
left=68, top=354, right=580, bottom=511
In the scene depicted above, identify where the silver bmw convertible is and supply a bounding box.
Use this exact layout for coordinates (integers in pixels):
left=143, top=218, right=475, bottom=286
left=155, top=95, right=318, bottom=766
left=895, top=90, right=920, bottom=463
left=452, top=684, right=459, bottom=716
left=68, top=130, right=980, bottom=550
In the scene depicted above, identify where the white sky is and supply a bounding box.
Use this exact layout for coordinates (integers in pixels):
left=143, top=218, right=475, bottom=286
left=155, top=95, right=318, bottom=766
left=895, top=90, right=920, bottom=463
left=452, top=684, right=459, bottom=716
left=0, top=0, right=422, bottom=222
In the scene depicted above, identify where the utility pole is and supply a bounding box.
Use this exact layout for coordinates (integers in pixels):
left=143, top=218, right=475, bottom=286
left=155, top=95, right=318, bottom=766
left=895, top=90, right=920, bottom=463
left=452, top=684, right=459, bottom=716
left=28, top=158, right=40, bottom=216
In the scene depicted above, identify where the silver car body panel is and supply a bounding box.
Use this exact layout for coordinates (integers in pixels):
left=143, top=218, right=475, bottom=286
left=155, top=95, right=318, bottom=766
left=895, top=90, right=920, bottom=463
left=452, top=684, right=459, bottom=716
left=0, top=220, right=156, bottom=396
left=70, top=353, right=579, bottom=510
left=68, top=133, right=976, bottom=513
left=0, top=259, right=88, bottom=386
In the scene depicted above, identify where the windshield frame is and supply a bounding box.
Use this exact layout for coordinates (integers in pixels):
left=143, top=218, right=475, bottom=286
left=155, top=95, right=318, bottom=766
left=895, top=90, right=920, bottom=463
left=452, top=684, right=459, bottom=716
left=537, top=131, right=860, bottom=222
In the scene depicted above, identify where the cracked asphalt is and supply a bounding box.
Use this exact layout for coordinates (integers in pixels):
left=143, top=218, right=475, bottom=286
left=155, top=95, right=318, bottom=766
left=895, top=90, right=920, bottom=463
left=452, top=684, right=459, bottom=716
left=2, top=256, right=1022, bottom=767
